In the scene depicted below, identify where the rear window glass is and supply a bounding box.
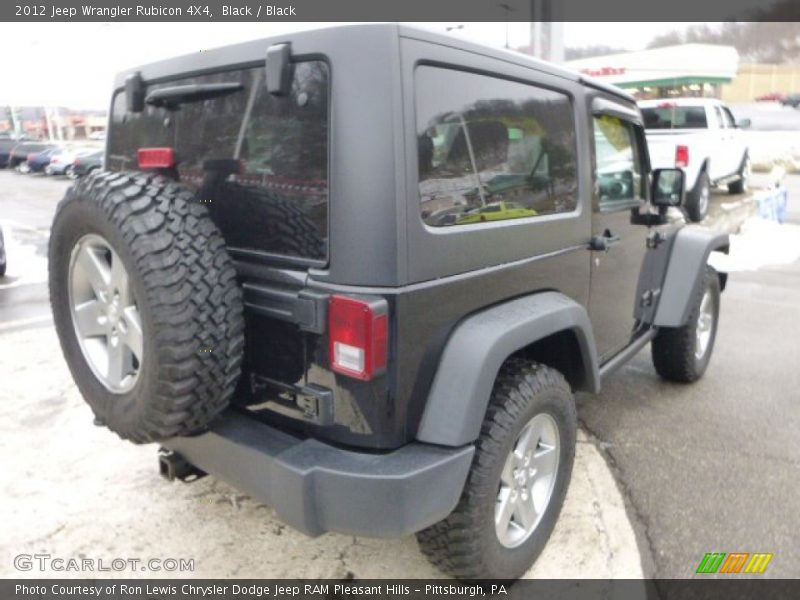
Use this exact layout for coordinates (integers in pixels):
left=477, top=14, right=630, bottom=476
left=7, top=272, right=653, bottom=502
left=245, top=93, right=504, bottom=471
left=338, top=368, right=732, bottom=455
left=415, top=66, right=578, bottom=228
left=642, top=106, right=708, bottom=129
left=107, top=62, right=329, bottom=261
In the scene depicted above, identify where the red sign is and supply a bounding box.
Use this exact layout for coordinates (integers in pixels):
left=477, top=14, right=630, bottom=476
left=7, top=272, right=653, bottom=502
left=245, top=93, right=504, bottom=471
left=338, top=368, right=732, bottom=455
left=580, top=67, right=626, bottom=77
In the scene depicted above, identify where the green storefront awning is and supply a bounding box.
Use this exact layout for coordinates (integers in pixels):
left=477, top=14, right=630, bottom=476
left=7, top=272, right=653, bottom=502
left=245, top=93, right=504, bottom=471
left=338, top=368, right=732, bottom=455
left=615, top=76, right=733, bottom=89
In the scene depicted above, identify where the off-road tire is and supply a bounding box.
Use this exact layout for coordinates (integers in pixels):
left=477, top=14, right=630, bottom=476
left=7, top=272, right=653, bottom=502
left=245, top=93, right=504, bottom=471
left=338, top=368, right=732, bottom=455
left=727, top=155, right=750, bottom=194
left=49, top=171, right=245, bottom=443
left=209, top=182, right=325, bottom=260
left=416, top=359, right=576, bottom=579
left=652, top=266, right=720, bottom=383
left=685, top=171, right=710, bottom=222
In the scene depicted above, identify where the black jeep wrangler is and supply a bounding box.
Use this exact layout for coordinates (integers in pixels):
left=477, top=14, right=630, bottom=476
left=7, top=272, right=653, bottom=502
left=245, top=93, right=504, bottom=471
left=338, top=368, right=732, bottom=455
left=49, top=24, right=727, bottom=579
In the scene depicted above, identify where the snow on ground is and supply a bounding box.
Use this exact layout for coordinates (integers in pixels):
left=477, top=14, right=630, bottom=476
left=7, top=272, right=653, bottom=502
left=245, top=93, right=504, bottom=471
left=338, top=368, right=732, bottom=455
left=709, top=216, right=800, bottom=273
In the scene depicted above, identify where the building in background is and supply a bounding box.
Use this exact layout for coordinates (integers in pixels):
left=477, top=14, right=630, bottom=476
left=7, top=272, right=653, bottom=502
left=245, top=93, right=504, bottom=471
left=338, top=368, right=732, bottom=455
left=0, top=107, right=106, bottom=140
left=565, top=44, right=739, bottom=99
left=722, top=63, right=800, bottom=103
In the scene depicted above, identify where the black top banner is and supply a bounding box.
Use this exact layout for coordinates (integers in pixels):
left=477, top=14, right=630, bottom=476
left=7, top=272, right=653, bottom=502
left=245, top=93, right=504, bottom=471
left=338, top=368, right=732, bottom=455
left=1, top=0, right=799, bottom=22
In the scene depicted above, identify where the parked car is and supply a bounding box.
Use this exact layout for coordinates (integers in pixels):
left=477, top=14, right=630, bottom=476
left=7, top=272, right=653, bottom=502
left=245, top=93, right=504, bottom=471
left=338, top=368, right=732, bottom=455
left=24, top=147, right=61, bottom=174
left=48, top=24, right=727, bottom=580
left=7, top=142, right=54, bottom=170
left=0, top=137, right=34, bottom=168
left=69, top=150, right=104, bottom=178
left=780, top=93, right=800, bottom=108
left=755, top=92, right=785, bottom=102
left=640, top=98, right=751, bottom=222
left=0, top=139, right=16, bottom=168
left=46, top=146, right=99, bottom=177
left=0, top=225, right=6, bottom=278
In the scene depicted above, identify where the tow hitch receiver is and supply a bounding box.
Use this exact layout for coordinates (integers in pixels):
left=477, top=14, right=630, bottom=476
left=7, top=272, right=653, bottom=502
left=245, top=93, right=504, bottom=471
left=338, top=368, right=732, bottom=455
left=158, top=448, right=206, bottom=482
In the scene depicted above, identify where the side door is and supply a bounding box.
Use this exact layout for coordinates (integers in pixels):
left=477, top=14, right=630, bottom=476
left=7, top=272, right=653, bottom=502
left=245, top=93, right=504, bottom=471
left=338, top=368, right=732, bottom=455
left=721, top=105, right=747, bottom=175
left=588, top=101, right=652, bottom=362
left=710, top=105, right=730, bottom=180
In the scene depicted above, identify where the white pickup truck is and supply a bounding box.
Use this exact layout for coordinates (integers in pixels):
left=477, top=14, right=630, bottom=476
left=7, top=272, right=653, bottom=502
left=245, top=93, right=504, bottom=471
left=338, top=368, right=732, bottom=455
left=640, top=98, right=751, bottom=221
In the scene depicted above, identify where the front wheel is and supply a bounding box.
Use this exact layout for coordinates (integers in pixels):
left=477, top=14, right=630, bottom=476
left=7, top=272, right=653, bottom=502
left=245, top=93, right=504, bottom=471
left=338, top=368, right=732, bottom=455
left=684, top=172, right=710, bottom=222
left=416, top=359, right=576, bottom=579
left=728, top=156, right=751, bottom=194
left=652, top=266, right=721, bottom=383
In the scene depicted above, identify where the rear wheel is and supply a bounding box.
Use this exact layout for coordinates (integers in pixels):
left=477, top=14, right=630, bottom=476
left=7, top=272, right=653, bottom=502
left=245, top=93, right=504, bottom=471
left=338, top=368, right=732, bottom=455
left=685, top=171, right=710, bottom=222
left=652, top=266, right=720, bottom=383
left=417, top=359, right=576, bottom=579
left=49, top=171, right=245, bottom=443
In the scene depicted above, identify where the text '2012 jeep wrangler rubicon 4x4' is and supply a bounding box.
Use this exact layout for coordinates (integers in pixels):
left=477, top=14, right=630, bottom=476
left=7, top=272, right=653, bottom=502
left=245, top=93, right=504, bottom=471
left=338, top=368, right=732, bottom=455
left=49, top=25, right=728, bottom=579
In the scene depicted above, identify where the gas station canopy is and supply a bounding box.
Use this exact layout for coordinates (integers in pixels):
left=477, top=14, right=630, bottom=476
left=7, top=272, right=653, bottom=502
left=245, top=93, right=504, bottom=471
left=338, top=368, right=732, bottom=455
left=566, top=44, right=739, bottom=98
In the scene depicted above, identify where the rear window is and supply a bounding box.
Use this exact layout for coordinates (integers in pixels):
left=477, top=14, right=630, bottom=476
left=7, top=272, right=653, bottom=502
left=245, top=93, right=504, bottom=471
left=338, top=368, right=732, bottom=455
left=107, top=62, right=329, bottom=262
left=642, top=106, right=708, bottom=130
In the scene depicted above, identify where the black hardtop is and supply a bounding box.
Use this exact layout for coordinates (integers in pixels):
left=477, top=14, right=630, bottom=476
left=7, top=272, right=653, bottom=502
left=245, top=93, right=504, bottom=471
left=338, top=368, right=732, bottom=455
left=112, top=23, right=633, bottom=103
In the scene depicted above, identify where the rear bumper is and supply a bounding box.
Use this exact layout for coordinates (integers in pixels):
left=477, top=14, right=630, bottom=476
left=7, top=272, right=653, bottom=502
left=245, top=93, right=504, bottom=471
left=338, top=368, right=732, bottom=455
left=164, top=411, right=474, bottom=538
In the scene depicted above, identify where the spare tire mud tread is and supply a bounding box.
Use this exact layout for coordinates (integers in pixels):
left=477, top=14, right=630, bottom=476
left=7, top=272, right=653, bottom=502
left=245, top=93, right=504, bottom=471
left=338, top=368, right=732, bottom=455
left=49, top=171, right=245, bottom=443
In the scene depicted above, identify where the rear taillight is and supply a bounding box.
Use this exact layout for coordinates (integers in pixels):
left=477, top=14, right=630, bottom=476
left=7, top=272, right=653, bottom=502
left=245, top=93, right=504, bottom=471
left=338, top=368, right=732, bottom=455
left=27, top=153, right=35, bottom=161
left=658, top=102, right=677, bottom=108
left=74, top=158, right=81, bottom=166
left=138, top=147, right=175, bottom=169
left=328, top=295, right=388, bottom=381
left=675, top=145, right=689, bottom=168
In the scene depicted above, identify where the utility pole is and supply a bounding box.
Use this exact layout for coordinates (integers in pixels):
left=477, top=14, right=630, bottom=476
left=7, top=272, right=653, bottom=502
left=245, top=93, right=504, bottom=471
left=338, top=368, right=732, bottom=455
left=498, top=4, right=514, bottom=48
left=529, top=0, right=564, bottom=63
left=9, top=106, right=21, bottom=137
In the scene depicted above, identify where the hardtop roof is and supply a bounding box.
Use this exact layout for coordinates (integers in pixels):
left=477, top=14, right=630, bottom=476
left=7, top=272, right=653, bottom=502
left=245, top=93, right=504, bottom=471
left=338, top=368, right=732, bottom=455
left=113, top=23, right=634, bottom=103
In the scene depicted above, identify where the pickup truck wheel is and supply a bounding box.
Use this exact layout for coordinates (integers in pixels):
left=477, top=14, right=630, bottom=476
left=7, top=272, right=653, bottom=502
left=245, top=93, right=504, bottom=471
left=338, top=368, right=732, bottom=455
left=727, top=156, right=750, bottom=194
left=49, top=171, right=245, bottom=443
left=685, top=171, right=710, bottom=222
left=652, top=266, right=720, bottom=383
left=416, top=359, right=576, bottom=579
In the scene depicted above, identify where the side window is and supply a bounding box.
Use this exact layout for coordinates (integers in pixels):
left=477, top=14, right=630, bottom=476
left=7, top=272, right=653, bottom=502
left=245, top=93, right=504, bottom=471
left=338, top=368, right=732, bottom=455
left=592, top=115, right=644, bottom=206
left=415, top=66, right=578, bottom=228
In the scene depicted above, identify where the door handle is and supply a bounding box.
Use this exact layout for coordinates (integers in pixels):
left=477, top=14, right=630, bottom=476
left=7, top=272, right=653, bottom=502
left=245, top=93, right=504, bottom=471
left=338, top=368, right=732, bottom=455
left=589, top=230, right=620, bottom=252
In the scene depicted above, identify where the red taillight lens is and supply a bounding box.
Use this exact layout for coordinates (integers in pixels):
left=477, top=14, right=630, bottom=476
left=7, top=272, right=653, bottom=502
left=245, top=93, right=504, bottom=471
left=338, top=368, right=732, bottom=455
left=328, top=295, right=388, bottom=381
left=675, top=145, right=689, bottom=168
left=658, top=102, right=677, bottom=108
left=138, top=147, right=175, bottom=169
left=27, top=153, right=35, bottom=161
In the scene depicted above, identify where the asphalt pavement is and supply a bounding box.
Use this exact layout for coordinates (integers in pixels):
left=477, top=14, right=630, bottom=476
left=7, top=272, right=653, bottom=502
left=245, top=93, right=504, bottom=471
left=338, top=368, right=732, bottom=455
left=0, top=171, right=65, bottom=331
left=580, top=175, right=800, bottom=578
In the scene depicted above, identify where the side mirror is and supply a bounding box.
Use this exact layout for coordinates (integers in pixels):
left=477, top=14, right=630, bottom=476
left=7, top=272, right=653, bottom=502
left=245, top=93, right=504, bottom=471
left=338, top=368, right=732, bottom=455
left=265, top=43, right=293, bottom=96
left=736, top=118, right=752, bottom=129
left=651, top=168, right=684, bottom=207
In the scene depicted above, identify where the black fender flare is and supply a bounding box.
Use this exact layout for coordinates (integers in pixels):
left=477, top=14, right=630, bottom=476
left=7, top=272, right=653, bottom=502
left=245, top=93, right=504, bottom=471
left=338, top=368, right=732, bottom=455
left=653, top=227, right=729, bottom=328
left=416, top=291, right=599, bottom=447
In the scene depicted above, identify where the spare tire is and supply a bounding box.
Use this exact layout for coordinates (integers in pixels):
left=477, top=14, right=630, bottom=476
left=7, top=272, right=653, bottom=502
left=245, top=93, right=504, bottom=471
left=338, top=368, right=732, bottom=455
left=49, top=171, right=244, bottom=443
